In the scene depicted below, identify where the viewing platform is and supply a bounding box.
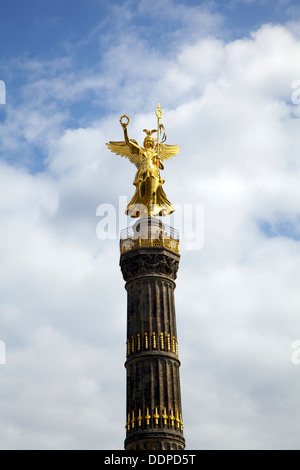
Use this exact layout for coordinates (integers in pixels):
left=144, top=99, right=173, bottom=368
left=120, top=217, right=179, bottom=255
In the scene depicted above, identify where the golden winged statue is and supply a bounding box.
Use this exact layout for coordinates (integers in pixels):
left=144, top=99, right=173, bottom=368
left=106, top=104, right=180, bottom=218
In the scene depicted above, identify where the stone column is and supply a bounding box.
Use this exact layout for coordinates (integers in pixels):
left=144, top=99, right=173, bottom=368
left=120, top=218, right=185, bottom=450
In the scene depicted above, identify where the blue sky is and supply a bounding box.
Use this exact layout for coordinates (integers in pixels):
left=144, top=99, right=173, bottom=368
left=1, top=0, right=300, bottom=171
left=0, top=0, right=297, bottom=62
left=1, top=0, right=300, bottom=450
left=0, top=0, right=297, bottom=60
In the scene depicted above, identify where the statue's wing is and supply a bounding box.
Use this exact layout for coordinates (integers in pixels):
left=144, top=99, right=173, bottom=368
left=157, top=143, right=180, bottom=162
left=106, top=140, right=140, bottom=168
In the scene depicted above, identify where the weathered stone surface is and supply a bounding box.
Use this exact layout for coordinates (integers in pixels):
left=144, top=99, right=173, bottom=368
left=120, top=248, right=180, bottom=282
left=121, top=245, right=185, bottom=450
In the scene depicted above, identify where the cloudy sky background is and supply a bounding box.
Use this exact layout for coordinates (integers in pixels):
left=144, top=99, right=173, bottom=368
left=1, top=0, right=300, bottom=449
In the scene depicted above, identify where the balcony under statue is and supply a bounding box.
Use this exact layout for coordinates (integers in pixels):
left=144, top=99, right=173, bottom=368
left=120, top=217, right=179, bottom=255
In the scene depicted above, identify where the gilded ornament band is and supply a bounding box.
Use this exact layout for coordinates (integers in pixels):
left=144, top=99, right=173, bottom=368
left=126, top=331, right=178, bottom=358
left=120, top=236, right=179, bottom=254
left=125, top=407, right=183, bottom=433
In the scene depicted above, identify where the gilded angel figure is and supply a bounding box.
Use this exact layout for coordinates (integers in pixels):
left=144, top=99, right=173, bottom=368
left=106, top=105, right=180, bottom=218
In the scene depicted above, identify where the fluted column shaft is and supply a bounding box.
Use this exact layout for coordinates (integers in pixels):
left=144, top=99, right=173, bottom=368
left=120, top=247, right=185, bottom=450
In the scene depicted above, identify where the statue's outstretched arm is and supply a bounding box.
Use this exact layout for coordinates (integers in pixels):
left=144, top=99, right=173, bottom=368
left=122, top=125, right=129, bottom=145
left=120, top=116, right=139, bottom=154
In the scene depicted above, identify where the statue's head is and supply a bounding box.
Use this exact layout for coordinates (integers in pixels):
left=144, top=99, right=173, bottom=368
left=143, top=129, right=156, bottom=149
left=143, top=136, right=155, bottom=149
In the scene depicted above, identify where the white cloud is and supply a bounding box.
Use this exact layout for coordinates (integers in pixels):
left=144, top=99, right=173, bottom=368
left=1, top=4, right=300, bottom=449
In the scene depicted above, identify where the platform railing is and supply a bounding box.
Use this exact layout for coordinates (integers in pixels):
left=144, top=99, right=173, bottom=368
left=120, top=222, right=180, bottom=254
